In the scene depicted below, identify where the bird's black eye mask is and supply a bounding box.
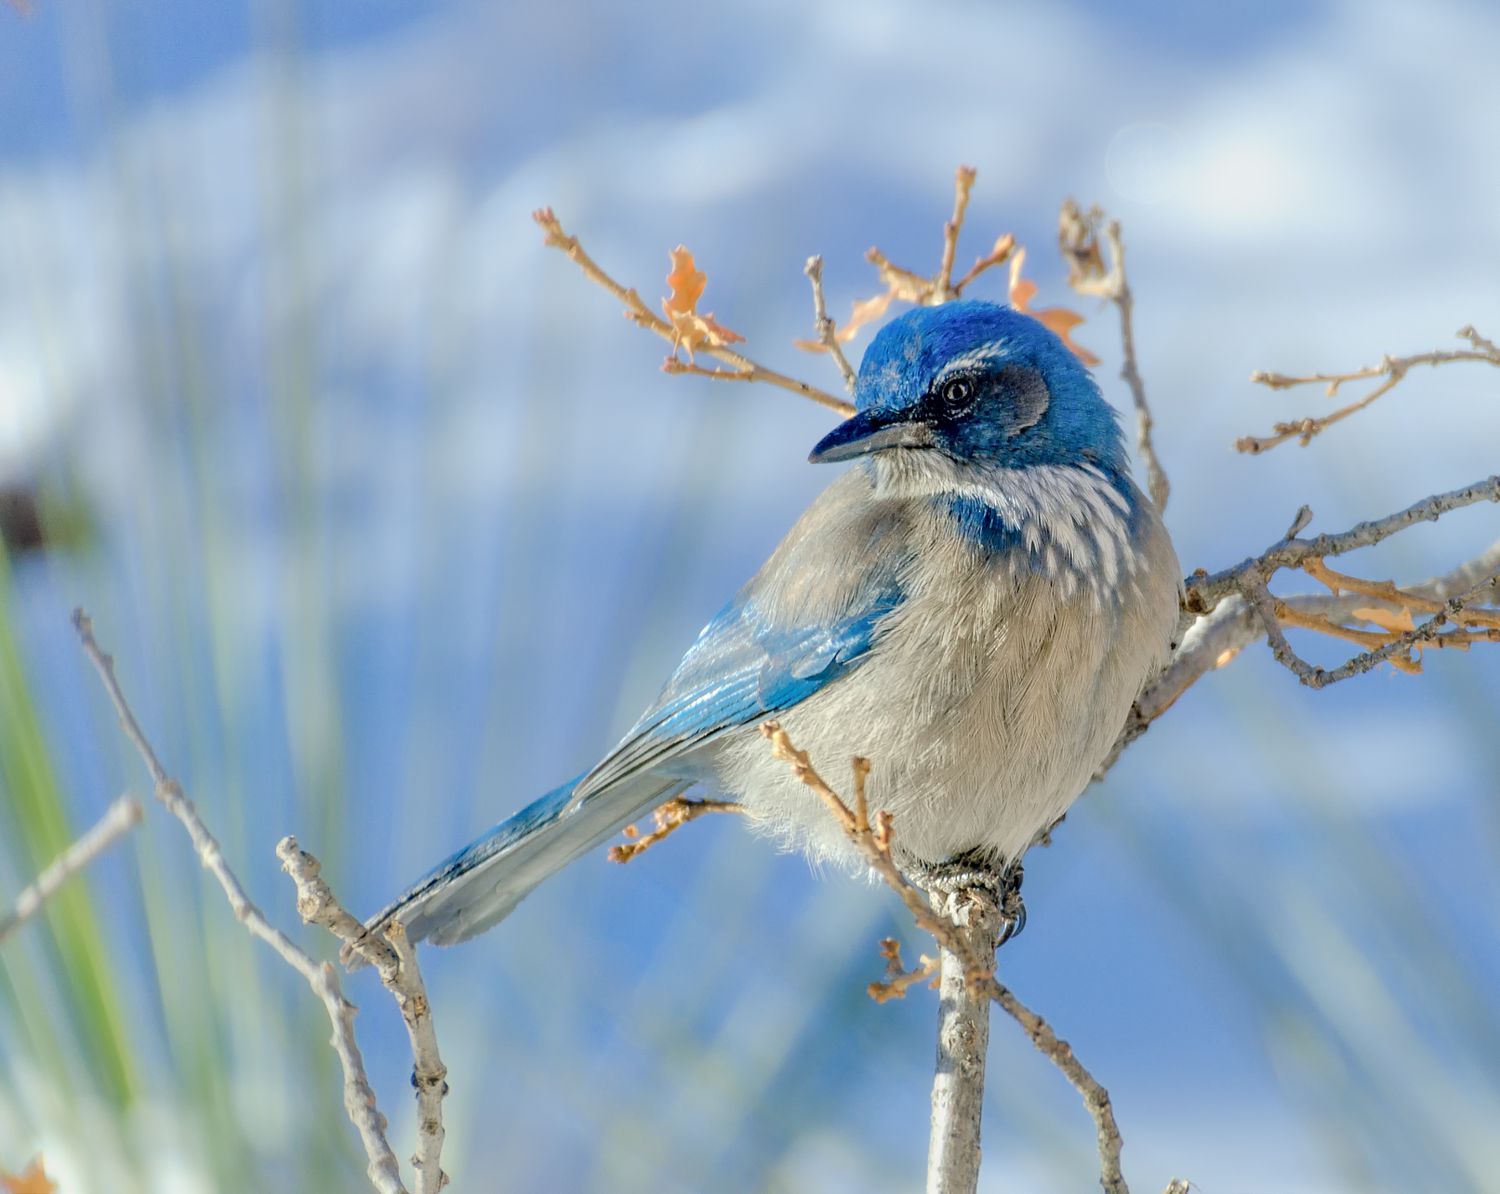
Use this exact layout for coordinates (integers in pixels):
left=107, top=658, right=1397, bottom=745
left=924, top=363, right=1051, bottom=454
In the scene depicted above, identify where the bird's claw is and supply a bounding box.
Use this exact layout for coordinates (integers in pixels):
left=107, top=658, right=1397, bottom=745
left=904, top=853, right=1026, bottom=945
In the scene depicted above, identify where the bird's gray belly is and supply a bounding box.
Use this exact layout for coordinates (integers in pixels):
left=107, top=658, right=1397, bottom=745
left=709, top=545, right=1173, bottom=868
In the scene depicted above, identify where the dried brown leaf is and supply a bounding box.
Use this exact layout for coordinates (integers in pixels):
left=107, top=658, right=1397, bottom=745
left=1008, top=248, right=1100, bottom=366
left=1, top=1159, right=56, bottom=1194
left=661, top=246, right=745, bottom=354
left=1352, top=606, right=1418, bottom=634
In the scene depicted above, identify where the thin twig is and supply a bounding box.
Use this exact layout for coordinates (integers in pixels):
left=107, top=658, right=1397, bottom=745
left=1184, top=474, right=1500, bottom=616
left=1241, top=573, right=1321, bottom=684
left=950, top=234, right=1016, bottom=297
left=0, top=795, right=144, bottom=945
left=934, top=166, right=977, bottom=302
left=868, top=938, right=939, bottom=1004
left=1301, top=557, right=1500, bottom=628
left=989, top=979, right=1127, bottom=1194
left=608, top=796, right=745, bottom=863
left=1059, top=202, right=1168, bottom=511
left=803, top=255, right=858, bottom=393
left=758, top=722, right=993, bottom=986
left=278, top=840, right=449, bottom=1194
left=532, top=207, right=853, bottom=417
left=1238, top=328, right=1500, bottom=453
left=72, top=609, right=410, bottom=1194
left=1290, top=575, right=1500, bottom=688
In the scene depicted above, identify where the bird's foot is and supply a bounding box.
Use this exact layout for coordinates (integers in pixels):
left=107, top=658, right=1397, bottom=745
left=904, top=852, right=1026, bottom=946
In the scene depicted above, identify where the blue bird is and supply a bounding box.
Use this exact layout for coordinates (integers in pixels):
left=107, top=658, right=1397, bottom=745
left=369, top=300, right=1181, bottom=948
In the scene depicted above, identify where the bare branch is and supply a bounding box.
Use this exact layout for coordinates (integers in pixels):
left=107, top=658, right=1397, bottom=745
left=607, top=796, right=745, bottom=863
left=1279, top=574, right=1500, bottom=688
left=1184, top=475, right=1500, bottom=616
left=532, top=207, right=853, bottom=417
left=1301, top=556, right=1500, bottom=628
left=927, top=891, right=1002, bottom=1194
left=950, top=234, right=1016, bottom=297
left=760, top=722, right=1128, bottom=1194
left=1241, top=573, right=1322, bottom=684
left=988, top=978, right=1128, bottom=1194
left=934, top=165, right=978, bottom=302
left=279, top=839, right=449, bottom=1194
left=1097, top=535, right=1500, bottom=782
left=1238, top=328, right=1500, bottom=453
left=72, top=609, right=410, bottom=1194
left=0, top=795, right=143, bottom=945
left=802, top=255, right=858, bottom=393
left=1059, top=201, right=1169, bottom=511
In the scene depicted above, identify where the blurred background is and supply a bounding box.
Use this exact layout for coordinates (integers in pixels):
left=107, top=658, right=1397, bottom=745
left=1, top=1, right=1498, bottom=1190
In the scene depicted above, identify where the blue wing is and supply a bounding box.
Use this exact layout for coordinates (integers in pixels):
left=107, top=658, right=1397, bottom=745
left=570, top=580, right=904, bottom=799
left=366, top=467, right=911, bottom=948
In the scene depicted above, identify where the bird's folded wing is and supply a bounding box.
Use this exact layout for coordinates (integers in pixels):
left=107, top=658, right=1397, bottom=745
left=574, top=587, right=904, bottom=799
left=574, top=472, right=913, bottom=802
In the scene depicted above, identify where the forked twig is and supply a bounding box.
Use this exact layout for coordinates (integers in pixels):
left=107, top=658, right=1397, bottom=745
left=1238, top=327, right=1500, bottom=453
left=72, top=610, right=421, bottom=1194
left=533, top=207, right=853, bottom=417
left=609, top=796, right=745, bottom=863
left=1059, top=200, right=1169, bottom=511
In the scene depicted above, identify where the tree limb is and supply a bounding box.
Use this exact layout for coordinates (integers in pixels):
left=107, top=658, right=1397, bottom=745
left=1184, top=475, right=1500, bottom=615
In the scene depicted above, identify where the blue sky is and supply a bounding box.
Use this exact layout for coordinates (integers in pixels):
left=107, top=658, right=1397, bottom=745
left=2, top=2, right=1499, bottom=1191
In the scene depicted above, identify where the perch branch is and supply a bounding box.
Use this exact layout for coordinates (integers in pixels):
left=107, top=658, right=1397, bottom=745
left=72, top=610, right=410, bottom=1194
left=760, top=722, right=1128, bottom=1194
left=1059, top=201, right=1169, bottom=511
left=927, top=889, right=1003, bottom=1194
left=608, top=796, right=745, bottom=863
left=0, top=794, right=143, bottom=945
left=1237, top=327, right=1500, bottom=453
left=278, top=840, right=449, bottom=1194
left=532, top=207, right=853, bottom=417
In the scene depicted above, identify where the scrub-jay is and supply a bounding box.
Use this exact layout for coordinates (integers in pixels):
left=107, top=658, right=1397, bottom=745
left=368, top=299, right=1181, bottom=947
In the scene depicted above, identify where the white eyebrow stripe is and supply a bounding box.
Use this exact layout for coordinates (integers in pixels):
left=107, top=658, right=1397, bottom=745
left=931, top=343, right=1011, bottom=382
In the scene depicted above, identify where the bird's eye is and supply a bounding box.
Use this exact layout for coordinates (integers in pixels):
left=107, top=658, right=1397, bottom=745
left=939, top=377, right=975, bottom=415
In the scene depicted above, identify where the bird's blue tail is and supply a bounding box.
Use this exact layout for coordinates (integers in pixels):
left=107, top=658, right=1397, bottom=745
left=366, top=771, right=688, bottom=949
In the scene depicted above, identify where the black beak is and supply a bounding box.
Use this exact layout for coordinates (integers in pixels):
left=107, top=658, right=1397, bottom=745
left=808, top=408, right=936, bottom=463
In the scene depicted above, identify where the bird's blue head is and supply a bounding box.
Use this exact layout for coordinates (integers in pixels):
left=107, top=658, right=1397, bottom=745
left=809, top=300, right=1125, bottom=476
